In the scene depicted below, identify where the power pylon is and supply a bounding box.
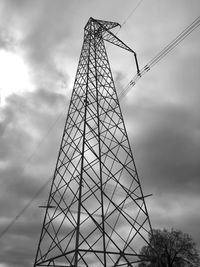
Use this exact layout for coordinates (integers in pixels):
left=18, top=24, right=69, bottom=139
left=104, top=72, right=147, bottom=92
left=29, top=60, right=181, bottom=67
left=33, top=17, right=152, bottom=267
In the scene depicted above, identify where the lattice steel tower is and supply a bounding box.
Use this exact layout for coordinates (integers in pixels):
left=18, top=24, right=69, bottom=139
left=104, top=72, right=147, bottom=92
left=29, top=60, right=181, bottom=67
left=33, top=18, right=152, bottom=267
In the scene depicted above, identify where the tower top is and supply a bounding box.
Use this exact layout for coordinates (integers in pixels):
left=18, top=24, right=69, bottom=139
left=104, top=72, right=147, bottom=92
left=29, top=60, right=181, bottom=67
left=84, top=17, right=120, bottom=32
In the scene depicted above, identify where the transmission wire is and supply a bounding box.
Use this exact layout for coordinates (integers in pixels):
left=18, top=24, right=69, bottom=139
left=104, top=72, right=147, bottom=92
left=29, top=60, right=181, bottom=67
left=118, top=15, right=200, bottom=100
left=114, top=0, right=144, bottom=35
left=121, top=0, right=144, bottom=27
left=0, top=176, right=52, bottom=239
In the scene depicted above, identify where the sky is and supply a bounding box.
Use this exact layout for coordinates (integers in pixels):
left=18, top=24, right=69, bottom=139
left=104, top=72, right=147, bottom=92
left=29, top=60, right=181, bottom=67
left=0, top=0, right=200, bottom=266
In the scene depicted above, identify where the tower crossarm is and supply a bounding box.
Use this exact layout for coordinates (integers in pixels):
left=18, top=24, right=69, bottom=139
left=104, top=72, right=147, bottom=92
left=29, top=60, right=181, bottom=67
left=102, top=29, right=140, bottom=75
left=103, top=29, right=134, bottom=54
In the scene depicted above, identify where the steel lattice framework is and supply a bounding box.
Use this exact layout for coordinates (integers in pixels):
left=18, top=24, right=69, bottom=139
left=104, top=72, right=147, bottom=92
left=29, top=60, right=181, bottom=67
left=33, top=17, right=152, bottom=267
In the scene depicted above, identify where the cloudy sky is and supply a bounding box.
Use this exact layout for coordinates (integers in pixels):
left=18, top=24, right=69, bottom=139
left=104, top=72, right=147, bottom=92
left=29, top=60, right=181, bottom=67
left=0, top=0, right=200, bottom=266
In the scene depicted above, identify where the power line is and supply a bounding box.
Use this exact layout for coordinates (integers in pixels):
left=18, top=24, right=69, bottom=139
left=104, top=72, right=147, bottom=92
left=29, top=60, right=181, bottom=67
left=0, top=176, right=52, bottom=239
left=114, top=0, right=144, bottom=35
left=121, top=0, right=144, bottom=27
left=148, top=15, right=200, bottom=68
left=118, top=15, right=200, bottom=100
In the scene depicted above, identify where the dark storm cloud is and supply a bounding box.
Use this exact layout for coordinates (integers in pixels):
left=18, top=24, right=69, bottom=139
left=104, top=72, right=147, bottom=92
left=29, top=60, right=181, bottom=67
left=0, top=87, right=66, bottom=175
left=0, top=89, right=66, bottom=175
left=22, top=2, right=70, bottom=87
left=0, top=165, right=47, bottom=201
left=0, top=89, right=66, bottom=163
left=0, top=185, right=47, bottom=267
left=0, top=103, right=32, bottom=161
left=0, top=88, right=67, bottom=267
left=0, top=162, right=50, bottom=257
left=0, top=228, right=39, bottom=267
left=148, top=193, right=200, bottom=244
left=132, top=102, right=200, bottom=193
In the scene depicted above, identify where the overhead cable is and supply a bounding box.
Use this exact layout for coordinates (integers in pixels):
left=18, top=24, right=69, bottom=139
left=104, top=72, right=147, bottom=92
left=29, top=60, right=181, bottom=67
left=0, top=176, right=52, bottom=239
left=119, top=15, right=200, bottom=100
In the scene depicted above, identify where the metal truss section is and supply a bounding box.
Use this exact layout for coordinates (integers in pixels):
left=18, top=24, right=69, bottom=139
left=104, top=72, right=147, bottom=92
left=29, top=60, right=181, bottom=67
left=33, top=17, right=152, bottom=267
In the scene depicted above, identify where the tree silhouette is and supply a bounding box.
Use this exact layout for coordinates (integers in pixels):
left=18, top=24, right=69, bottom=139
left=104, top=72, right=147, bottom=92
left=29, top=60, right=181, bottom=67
left=139, top=228, right=200, bottom=267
